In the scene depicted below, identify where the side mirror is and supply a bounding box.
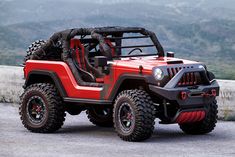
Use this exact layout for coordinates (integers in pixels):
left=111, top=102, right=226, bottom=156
left=94, top=56, right=108, bottom=67
left=167, top=52, right=174, bottom=57
left=94, top=56, right=109, bottom=75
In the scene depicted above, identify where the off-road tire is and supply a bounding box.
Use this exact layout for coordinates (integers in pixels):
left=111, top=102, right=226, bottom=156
left=86, top=106, right=113, bottom=127
left=113, top=90, right=156, bottom=142
left=24, top=40, right=47, bottom=63
left=19, top=83, right=66, bottom=133
left=179, top=100, right=218, bottom=135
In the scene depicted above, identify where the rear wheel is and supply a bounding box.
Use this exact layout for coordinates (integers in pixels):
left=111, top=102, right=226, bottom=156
left=113, top=90, right=156, bottom=142
left=19, top=83, right=66, bottom=133
left=86, top=106, right=113, bottom=127
left=179, top=100, right=218, bottom=135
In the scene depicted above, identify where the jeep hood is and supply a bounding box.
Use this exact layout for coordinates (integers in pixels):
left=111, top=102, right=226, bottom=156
left=113, top=56, right=200, bottom=71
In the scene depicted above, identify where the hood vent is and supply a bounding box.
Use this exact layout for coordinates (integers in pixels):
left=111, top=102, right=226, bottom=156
left=167, top=60, right=183, bottom=64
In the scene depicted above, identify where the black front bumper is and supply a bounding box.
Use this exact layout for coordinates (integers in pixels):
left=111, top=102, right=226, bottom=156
left=149, top=67, right=220, bottom=108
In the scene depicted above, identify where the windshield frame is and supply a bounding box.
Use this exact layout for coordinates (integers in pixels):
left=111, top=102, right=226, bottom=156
left=107, top=34, right=158, bottom=57
left=79, top=27, right=165, bottom=58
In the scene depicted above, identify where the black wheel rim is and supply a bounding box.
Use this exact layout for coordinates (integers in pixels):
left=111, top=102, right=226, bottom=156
left=118, top=102, right=135, bottom=132
left=26, top=96, right=46, bottom=124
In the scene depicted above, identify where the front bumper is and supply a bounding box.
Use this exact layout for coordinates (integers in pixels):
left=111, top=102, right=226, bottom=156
left=149, top=66, right=220, bottom=108
left=149, top=80, right=219, bottom=107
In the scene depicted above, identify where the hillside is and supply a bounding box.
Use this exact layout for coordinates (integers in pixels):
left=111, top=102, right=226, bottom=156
left=0, top=0, right=235, bottom=79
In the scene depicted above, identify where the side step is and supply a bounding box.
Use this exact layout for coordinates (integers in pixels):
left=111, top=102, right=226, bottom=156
left=63, top=97, right=112, bottom=105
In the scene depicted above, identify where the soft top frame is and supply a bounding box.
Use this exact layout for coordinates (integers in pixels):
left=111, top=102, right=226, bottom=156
left=32, top=26, right=165, bottom=61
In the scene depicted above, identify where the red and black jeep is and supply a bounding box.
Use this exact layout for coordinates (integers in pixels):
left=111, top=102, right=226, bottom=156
left=19, top=27, right=219, bottom=141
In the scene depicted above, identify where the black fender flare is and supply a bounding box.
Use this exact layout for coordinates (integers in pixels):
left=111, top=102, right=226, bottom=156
left=207, top=71, right=216, bottom=81
left=24, top=70, right=67, bottom=97
left=108, top=74, right=155, bottom=101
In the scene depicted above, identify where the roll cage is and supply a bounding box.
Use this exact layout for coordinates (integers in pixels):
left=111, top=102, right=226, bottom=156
left=32, top=26, right=165, bottom=61
left=79, top=27, right=165, bottom=58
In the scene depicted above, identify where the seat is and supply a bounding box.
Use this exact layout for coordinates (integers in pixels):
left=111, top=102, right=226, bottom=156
left=70, top=39, right=87, bottom=70
left=70, top=39, right=104, bottom=83
left=105, top=39, right=116, bottom=56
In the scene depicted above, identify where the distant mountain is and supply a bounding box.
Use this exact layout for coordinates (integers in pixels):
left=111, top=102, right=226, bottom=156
left=0, top=0, right=235, bottom=79
left=1, top=0, right=235, bottom=25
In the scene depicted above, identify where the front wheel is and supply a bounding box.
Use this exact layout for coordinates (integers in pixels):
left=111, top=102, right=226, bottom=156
left=113, top=90, right=156, bottom=142
left=179, top=100, right=218, bottom=135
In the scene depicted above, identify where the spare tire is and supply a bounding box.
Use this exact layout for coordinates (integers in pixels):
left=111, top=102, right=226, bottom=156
left=24, top=39, right=62, bottom=64
left=24, top=40, right=47, bottom=63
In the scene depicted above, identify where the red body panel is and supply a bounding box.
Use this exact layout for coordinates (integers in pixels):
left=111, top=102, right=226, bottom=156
left=25, top=60, right=102, bottom=99
left=25, top=56, right=199, bottom=100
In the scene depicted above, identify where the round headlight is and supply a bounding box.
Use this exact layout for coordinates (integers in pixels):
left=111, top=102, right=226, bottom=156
left=154, top=68, right=164, bottom=80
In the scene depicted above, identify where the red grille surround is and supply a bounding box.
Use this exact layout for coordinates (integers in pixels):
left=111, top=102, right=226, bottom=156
left=176, top=110, right=206, bottom=124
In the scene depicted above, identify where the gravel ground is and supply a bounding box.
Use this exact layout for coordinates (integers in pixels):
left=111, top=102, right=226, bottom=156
left=0, top=103, right=235, bottom=157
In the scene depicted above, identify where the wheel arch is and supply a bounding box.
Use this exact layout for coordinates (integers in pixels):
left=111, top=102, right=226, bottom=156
left=24, top=70, right=67, bottom=97
left=109, top=74, right=154, bottom=102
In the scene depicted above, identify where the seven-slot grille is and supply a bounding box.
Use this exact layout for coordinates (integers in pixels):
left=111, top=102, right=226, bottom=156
left=167, top=66, right=200, bottom=86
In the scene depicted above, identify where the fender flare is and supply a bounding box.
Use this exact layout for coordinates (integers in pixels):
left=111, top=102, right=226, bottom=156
left=207, top=71, right=215, bottom=81
left=24, top=70, right=67, bottom=97
left=108, top=74, right=155, bottom=101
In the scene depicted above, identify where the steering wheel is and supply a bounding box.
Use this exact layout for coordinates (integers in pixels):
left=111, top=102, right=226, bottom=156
left=128, top=48, right=143, bottom=55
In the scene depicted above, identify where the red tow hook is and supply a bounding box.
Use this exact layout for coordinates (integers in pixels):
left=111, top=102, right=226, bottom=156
left=211, top=89, right=217, bottom=97
left=201, top=89, right=217, bottom=97
left=180, top=91, right=188, bottom=100
left=180, top=89, right=217, bottom=100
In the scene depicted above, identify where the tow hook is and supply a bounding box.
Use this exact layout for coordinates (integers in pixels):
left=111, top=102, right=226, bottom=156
left=201, top=89, right=217, bottom=97
left=180, top=91, right=188, bottom=100
left=180, top=89, right=216, bottom=100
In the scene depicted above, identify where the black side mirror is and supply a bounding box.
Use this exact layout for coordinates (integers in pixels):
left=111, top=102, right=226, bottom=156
left=94, top=56, right=109, bottom=74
